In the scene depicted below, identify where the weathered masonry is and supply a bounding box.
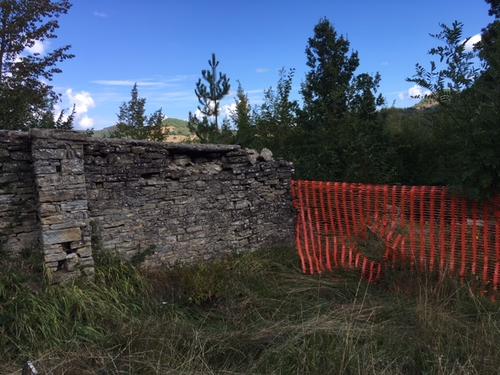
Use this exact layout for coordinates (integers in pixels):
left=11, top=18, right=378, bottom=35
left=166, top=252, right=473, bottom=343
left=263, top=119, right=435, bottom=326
left=0, top=129, right=294, bottom=283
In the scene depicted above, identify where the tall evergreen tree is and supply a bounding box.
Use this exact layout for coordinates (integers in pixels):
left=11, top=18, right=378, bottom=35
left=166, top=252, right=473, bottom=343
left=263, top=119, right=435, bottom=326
left=188, top=53, right=231, bottom=143
left=301, top=18, right=359, bottom=128
left=232, top=81, right=253, bottom=146
left=112, top=83, right=167, bottom=141
left=0, top=0, right=74, bottom=130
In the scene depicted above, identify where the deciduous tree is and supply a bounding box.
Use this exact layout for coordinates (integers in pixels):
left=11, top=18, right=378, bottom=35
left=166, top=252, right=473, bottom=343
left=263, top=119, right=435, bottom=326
left=0, top=0, right=74, bottom=130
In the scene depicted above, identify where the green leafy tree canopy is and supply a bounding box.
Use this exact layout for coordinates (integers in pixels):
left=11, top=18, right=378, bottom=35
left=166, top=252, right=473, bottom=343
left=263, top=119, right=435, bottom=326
left=0, top=0, right=74, bottom=130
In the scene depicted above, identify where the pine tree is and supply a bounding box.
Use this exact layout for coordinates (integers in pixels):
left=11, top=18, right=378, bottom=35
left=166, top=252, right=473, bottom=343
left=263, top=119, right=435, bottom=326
left=112, top=84, right=167, bottom=141
left=0, top=0, right=74, bottom=130
left=188, top=53, right=231, bottom=143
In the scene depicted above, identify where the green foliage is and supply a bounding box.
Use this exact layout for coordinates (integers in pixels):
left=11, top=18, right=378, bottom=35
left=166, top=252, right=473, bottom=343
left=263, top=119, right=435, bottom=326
left=0, top=0, right=75, bottom=130
left=111, top=83, right=167, bottom=141
left=188, top=53, right=231, bottom=143
left=252, top=68, right=299, bottom=157
left=301, top=18, right=360, bottom=127
left=349, top=72, right=385, bottom=119
left=249, top=11, right=498, bottom=200
left=252, top=20, right=391, bottom=184
left=232, top=81, right=254, bottom=146
left=407, top=20, right=482, bottom=103
left=405, top=16, right=499, bottom=199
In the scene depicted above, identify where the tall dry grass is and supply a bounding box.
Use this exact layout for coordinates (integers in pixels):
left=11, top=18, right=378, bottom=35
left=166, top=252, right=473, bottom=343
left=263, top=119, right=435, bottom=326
left=1, top=247, right=499, bottom=374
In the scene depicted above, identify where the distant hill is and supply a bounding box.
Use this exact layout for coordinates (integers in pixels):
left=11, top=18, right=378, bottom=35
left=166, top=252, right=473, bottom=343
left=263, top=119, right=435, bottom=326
left=93, top=118, right=194, bottom=142
left=163, top=118, right=191, bottom=136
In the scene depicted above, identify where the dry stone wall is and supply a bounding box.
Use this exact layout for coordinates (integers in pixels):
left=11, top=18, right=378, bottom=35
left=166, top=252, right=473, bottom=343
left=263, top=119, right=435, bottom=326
left=32, top=130, right=94, bottom=283
left=0, top=129, right=294, bottom=283
left=0, top=131, right=38, bottom=256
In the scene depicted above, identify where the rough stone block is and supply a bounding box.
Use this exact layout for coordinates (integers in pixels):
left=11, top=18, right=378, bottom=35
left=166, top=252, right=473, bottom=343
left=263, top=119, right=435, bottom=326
left=43, top=227, right=82, bottom=245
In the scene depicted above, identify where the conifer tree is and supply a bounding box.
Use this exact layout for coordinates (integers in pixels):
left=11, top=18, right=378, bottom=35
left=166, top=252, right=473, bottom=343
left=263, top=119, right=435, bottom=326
left=0, top=0, right=74, bottom=130
left=112, top=84, right=167, bottom=141
left=301, top=18, right=359, bottom=128
left=232, top=81, right=253, bottom=146
left=188, top=53, right=230, bottom=143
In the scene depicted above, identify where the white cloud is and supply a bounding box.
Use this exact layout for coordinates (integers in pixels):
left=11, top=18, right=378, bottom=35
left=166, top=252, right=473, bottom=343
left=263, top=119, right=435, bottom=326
left=256, top=68, right=270, bottom=73
left=26, top=40, right=45, bottom=55
left=66, top=89, right=95, bottom=115
left=408, top=85, right=430, bottom=98
left=193, top=109, right=205, bottom=121
left=192, top=102, right=236, bottom=122
left=397, top=85, right=431, bottom=101
left=93, top=11, right=108, bottom=18
left=222, top=103, right=237, bottom=118
left=64, top=89, right=96, bottom=129
left=464, top=33, right=481, bottom=52
left=79, top=116, right=94, bottom=129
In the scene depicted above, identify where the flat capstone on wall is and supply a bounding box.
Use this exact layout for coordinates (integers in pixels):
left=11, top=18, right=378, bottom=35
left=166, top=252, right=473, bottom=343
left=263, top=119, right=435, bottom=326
left=0, top=129, right=295, bottom=283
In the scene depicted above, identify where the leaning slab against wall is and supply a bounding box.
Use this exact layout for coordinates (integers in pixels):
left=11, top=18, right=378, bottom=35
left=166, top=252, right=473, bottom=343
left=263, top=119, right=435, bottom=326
left=1, top=129, right=294, bottom=283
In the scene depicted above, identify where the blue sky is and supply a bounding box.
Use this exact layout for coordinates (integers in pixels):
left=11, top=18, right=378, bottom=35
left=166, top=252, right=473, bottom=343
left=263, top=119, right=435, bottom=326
left=47, top=0, right=492, bottom=130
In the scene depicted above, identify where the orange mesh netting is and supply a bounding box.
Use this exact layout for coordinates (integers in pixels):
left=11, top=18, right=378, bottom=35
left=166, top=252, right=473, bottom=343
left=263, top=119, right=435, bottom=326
left=291, top=180, right=500, bottom=292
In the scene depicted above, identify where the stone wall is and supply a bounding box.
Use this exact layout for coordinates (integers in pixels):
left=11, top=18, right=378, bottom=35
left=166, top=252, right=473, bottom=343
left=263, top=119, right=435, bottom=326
left=0, top=129, right=294, bottom=282
left=32, top=130, right=94, bottom=283
left=0, top=131, right=38, bottom=256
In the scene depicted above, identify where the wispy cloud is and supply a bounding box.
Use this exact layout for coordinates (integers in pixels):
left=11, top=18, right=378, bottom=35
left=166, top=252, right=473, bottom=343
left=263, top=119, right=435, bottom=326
left=256, top=68, right=270, bottom=73
left=91, top=76, right=195, bottom=88
left=93, top=11, right=108, bottom=18
left=147, top=91, right=196, bottom=104
left=246, top=89, right=264, bottom=94
left=91, top=80, right=170, bottom=87
left=163, top=74, right=197, bottom=83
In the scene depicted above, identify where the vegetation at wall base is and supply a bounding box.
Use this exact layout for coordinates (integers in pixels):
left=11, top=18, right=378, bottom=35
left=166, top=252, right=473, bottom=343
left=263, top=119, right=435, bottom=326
left=1, top=247, right=500, bottom=374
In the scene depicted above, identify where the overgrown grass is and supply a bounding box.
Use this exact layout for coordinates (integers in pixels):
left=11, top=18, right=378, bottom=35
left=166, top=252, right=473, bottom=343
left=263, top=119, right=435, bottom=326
left=1, top=247, right=500, bottom=374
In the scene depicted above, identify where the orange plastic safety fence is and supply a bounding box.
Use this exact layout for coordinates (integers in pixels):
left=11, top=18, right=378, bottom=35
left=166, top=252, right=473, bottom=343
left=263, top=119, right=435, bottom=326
left=291, top=180, right=500, bottom=293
